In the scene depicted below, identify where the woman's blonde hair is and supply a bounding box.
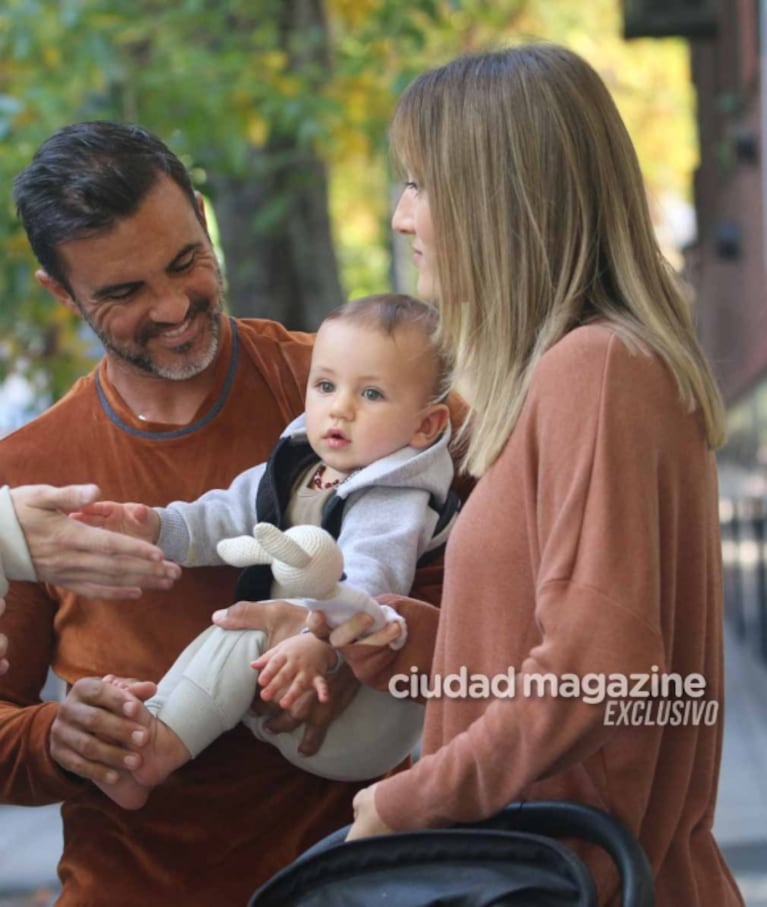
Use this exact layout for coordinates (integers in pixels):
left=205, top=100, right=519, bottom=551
left=390, top=43, right=725, bottom=476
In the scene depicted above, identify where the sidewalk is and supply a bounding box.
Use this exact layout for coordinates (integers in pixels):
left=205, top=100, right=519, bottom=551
left=714, top=626, right=767, bottom=906
left=0, top=623, right=764, bottom=904
left=0, top=803, right=60, bottom=906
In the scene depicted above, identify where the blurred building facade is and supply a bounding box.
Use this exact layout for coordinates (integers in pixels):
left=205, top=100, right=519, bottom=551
left=625, top=0, right=766, bottom=490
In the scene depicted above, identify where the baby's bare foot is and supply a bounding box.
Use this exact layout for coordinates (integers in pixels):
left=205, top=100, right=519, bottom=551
left=95, top=771, right=151, bottom=810
left=129, top=717, right=192, bottom=788
left=103, top=673, right=157, bottom=702
left=101, top=674, right=191, bottom=790
left=93, top=675, right=157, bottom=810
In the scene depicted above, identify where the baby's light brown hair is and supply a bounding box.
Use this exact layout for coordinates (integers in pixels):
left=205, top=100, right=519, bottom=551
left=322, top=294, right=451, bottom=404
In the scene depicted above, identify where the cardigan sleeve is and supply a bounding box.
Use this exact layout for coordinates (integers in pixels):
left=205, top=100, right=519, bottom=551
left=375, top=334, right=678, bottom=829
left=0, top=486, right=36, bottom=595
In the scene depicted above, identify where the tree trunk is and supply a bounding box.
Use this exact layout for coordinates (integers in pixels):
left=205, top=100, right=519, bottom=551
left=210, top=147, right=343, bottom=330
left=208, top=0, right=344, bottom=330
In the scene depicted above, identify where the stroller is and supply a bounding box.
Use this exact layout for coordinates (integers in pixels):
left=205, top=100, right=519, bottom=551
left=248, top=799, right=654, bottom=906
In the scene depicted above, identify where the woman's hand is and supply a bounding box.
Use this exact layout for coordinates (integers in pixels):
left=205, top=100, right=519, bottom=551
left=306, top=608, right=409, bottom=694
left=346, top=783, right=394, bottom=840
left=11, top=484, right=179, bottom=598
left=71, top=499, right=160, bottom=543
left=307, top=610, right=403, bottom=649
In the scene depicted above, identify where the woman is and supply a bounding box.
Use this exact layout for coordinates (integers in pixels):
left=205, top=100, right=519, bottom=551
left=323, top=43, right=743, bottom=906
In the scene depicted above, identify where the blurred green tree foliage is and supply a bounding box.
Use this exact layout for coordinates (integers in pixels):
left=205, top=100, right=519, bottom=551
left=0, top=0, right=693, bottom=403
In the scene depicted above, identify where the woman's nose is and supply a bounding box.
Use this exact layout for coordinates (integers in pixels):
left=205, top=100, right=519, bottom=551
left=392, top=189, right=415, bottom=235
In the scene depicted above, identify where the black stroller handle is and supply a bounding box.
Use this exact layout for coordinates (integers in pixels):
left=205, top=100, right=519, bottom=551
left=471, top=801, right=654, bottom=907
left=307, top=800, right=654, bottom=907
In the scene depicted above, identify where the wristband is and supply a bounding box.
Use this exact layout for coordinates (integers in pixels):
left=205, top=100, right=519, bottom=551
left=301, top=626, right=345, bottom=675
left=325, top=647, right=345, bottom=675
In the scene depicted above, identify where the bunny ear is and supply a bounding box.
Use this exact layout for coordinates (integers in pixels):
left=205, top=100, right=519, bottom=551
left=252, top=523, right=311, bottom=568
left=216, top=534, right=272, bottom=568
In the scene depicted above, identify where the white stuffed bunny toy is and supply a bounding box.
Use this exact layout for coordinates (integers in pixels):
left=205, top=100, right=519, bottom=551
left=217, top=522, right=407, bottom=649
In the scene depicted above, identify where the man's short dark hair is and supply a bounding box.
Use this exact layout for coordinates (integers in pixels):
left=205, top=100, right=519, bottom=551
left=13, top=121, right=200, bottom=288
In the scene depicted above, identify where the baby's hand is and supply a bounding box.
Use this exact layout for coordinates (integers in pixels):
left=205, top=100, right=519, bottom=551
left=252, top=634, right=339, bottom=710
left=71, top=501, right=161, bottom=544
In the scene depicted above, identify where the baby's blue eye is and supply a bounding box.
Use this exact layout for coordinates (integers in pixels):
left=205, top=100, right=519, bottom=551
left=362, top=388, right=384, bottom=401
left=317, top=381, right=334, bottom=393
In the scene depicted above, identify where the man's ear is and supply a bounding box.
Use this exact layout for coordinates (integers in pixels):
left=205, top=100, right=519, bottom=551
left=36, top=269, right=79, bottom=315
left=410, top=403, right=450, bottom=449
left=195, top=191, right=208, bottom=229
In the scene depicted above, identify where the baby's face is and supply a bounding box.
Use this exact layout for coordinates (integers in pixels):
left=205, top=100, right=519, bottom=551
left=304, top=319, right=439, bottom=476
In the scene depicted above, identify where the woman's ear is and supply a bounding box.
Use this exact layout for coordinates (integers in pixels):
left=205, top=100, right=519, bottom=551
left=410, top=403, right=450, bottom=449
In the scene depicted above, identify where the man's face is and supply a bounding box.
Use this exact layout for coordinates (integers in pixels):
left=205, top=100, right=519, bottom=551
left=46, top=176, right=223, bottom=381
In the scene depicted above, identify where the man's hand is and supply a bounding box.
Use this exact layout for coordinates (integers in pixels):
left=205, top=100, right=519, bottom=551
left=346, top=783, right=394, bottom=840
left=12, top=484, right=180, bottom=598
left=0, top=599, right=7, bottom=676
left=212, top=599, right=309, bottom=648
left=49, top=676, right=153, bottom=785
left=256, top=661, right=360, bottom=756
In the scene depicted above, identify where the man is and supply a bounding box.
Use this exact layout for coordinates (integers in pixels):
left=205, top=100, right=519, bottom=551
left=0, top=122, right=455, bottom=905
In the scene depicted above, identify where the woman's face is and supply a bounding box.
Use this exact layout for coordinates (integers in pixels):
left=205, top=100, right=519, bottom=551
left=392, top=179, right=437, bottom=302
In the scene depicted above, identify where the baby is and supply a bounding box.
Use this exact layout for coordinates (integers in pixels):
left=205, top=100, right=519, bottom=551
left=81, top=294, right=456, bottom=808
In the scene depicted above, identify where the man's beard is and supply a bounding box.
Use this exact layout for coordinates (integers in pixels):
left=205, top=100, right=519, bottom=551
left=81, top=290, right=224, bottom=381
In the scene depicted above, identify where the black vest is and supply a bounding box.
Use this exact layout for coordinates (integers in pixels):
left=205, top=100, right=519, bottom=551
left=233, top=435, right=460, bottom=603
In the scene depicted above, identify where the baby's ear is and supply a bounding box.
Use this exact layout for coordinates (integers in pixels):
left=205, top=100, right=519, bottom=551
left=410, top=403, right=450, bottom=449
